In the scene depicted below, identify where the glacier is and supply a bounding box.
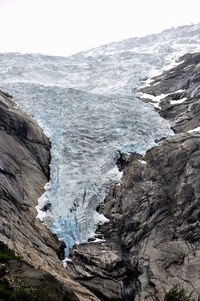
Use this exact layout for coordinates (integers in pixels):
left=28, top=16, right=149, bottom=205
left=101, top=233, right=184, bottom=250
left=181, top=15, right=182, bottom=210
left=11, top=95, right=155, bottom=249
left=1, top=24, right=200, bottom=253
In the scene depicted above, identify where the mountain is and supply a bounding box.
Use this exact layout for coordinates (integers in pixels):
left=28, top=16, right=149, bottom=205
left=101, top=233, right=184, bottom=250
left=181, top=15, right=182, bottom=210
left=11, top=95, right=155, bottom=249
left=1, top=24, right=200, bottom=95
left=1, top=24, right=200, bottom=253
left=68, top=52, right=200, bottom=300
left=0, top=24, right=200, bottom=300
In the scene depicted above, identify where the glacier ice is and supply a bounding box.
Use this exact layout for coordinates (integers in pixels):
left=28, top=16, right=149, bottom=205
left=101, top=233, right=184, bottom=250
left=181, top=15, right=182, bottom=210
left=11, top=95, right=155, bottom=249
left=1, top=24, right=200, bottom=253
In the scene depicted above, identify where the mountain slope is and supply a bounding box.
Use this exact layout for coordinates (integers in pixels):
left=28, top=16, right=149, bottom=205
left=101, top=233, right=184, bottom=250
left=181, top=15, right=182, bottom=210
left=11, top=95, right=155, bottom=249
left=0, top=90, right=99, bottom=301
left=1, top=24, right=200, bottom=253
left=68, top=52, right=200, bottom=301
left=1, top=24, right=200, bottom=301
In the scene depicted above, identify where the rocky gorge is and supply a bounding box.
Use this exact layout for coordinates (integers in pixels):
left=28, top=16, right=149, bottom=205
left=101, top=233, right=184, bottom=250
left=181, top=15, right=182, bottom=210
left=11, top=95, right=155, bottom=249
left=1, top=50, right=200, bottom=301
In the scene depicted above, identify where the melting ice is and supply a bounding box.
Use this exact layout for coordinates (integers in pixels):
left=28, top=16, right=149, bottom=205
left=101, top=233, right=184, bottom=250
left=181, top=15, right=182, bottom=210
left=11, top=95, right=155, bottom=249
left=1, top=24, right=200, bottom=253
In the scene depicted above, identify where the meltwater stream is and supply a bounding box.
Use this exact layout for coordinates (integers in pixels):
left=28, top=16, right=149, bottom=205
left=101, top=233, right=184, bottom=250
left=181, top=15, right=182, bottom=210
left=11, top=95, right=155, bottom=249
left=1, top=24, right=200, bottom=253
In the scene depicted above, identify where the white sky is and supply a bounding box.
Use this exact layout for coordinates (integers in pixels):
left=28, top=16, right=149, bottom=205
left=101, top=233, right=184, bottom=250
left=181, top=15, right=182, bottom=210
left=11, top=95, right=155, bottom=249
left=0, top=0, right=199, bottom=56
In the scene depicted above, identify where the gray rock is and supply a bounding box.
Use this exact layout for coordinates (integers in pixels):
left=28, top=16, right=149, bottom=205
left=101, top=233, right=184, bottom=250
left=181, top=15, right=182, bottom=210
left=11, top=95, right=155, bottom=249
left=139, top=52, right=200, bottom=133
left=0, top=90, right=99, bottom=301
left=68, top=52, right=200, bottom=300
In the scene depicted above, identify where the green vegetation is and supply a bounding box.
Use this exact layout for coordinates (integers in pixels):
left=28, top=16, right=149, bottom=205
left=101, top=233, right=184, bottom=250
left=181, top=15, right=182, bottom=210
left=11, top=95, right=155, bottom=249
left=0, top=241, right=79, bottom=301
left=0, top=242, right=24, bottom=263
left=64, top=292, right=79, bottom=301
left=0, top=282, right=78, bottom=301
left=164, top=285, right=194, bottom=301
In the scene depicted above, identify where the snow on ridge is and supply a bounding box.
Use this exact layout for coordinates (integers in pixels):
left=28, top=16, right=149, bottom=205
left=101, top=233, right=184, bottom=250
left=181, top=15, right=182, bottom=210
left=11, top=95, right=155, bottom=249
left=188, top=127, right=200, bottom=133
left=136, top=92, right=170, bottom=108
left=140, top=59, right=186, bottom=89
left=137, top=89, right=187, bottom=109
left=175, top=89, right=185, bottom=94
left=170, top=97, right=187, bottom=105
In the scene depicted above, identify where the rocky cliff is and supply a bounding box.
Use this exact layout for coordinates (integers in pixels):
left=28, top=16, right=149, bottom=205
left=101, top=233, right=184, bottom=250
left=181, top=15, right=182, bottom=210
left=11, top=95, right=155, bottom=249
left=2, top=51, right=200, bottom=301
left=0, top=90, right=99, bottom=301
left=67, top=52, right=200, bottom=300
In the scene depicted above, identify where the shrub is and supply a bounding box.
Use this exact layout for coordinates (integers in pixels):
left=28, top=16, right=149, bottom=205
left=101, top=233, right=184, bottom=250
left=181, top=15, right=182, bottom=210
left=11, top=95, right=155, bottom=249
left=164, top=285, right=194, bottom=301
left=0, top=242, right=23, bottom=263
left=64, top=292, right=79, bottom=301
left=0, top=242, right=79, bottom=301
left=0, top=285, right=78, bottom=301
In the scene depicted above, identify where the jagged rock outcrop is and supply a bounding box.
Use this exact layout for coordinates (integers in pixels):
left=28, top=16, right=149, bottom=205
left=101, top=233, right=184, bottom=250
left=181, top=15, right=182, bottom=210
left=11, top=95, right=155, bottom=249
left=68, top=52, right=200, bottom=300
left=0, top=90, right=99, bottom=301
left=139, top=52, right=200, bottom=134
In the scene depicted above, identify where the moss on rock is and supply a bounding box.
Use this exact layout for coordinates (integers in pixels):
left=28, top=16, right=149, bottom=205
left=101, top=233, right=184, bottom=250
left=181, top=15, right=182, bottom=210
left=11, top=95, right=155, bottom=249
left=0, top=241, right=79, bottom=301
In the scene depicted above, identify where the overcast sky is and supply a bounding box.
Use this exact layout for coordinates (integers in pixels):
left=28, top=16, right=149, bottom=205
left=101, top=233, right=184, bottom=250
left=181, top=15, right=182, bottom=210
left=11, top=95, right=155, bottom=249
left=0, top=0, right=199, bottom=56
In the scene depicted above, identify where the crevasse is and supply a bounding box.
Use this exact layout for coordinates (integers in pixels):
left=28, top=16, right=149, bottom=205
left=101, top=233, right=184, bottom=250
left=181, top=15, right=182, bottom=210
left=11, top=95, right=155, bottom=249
left=1, top=24, right=200, bottom=253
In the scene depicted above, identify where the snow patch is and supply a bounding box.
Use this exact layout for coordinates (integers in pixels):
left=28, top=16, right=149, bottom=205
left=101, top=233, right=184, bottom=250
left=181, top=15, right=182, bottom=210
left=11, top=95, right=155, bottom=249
left=170, top=97, right=187, bottom=105
left=174, top=89, right=185, bottom=94
left=62, top=257, right=72, bottom=268
left=164, top=59, right=185, bottom=71
left=137, top=92, right=170, bottom=108
left=141, top=60, right=185, bottom=88
left=188, top=127, right=200, bottom=133
left=36, top=182, right=51, bottom=220
left=93, top=211, right=109, bottom=225
left=90, top=237, right=105, bottom=243
left=141, top=92, right=170, bottom=102
left=139, top=160, right=147, bottom=165
left=106, top=165, right=123, bottom=183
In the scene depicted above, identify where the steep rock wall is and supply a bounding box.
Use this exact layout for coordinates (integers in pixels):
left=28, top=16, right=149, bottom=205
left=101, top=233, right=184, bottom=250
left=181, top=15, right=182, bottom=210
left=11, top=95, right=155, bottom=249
left=68, top=52, right=200, bottom=301
left=0, top=90, right=99, bottom=301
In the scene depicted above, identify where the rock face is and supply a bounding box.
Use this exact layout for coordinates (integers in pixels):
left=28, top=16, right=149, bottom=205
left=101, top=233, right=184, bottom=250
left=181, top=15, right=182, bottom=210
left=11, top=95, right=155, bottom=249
left=140, top=52, right=200, bottom=134
left=0, top=241, right=79, bottom=301
left=0, top=90, right=99, bottom=301
left=68, top=52, right=200, bottom=300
